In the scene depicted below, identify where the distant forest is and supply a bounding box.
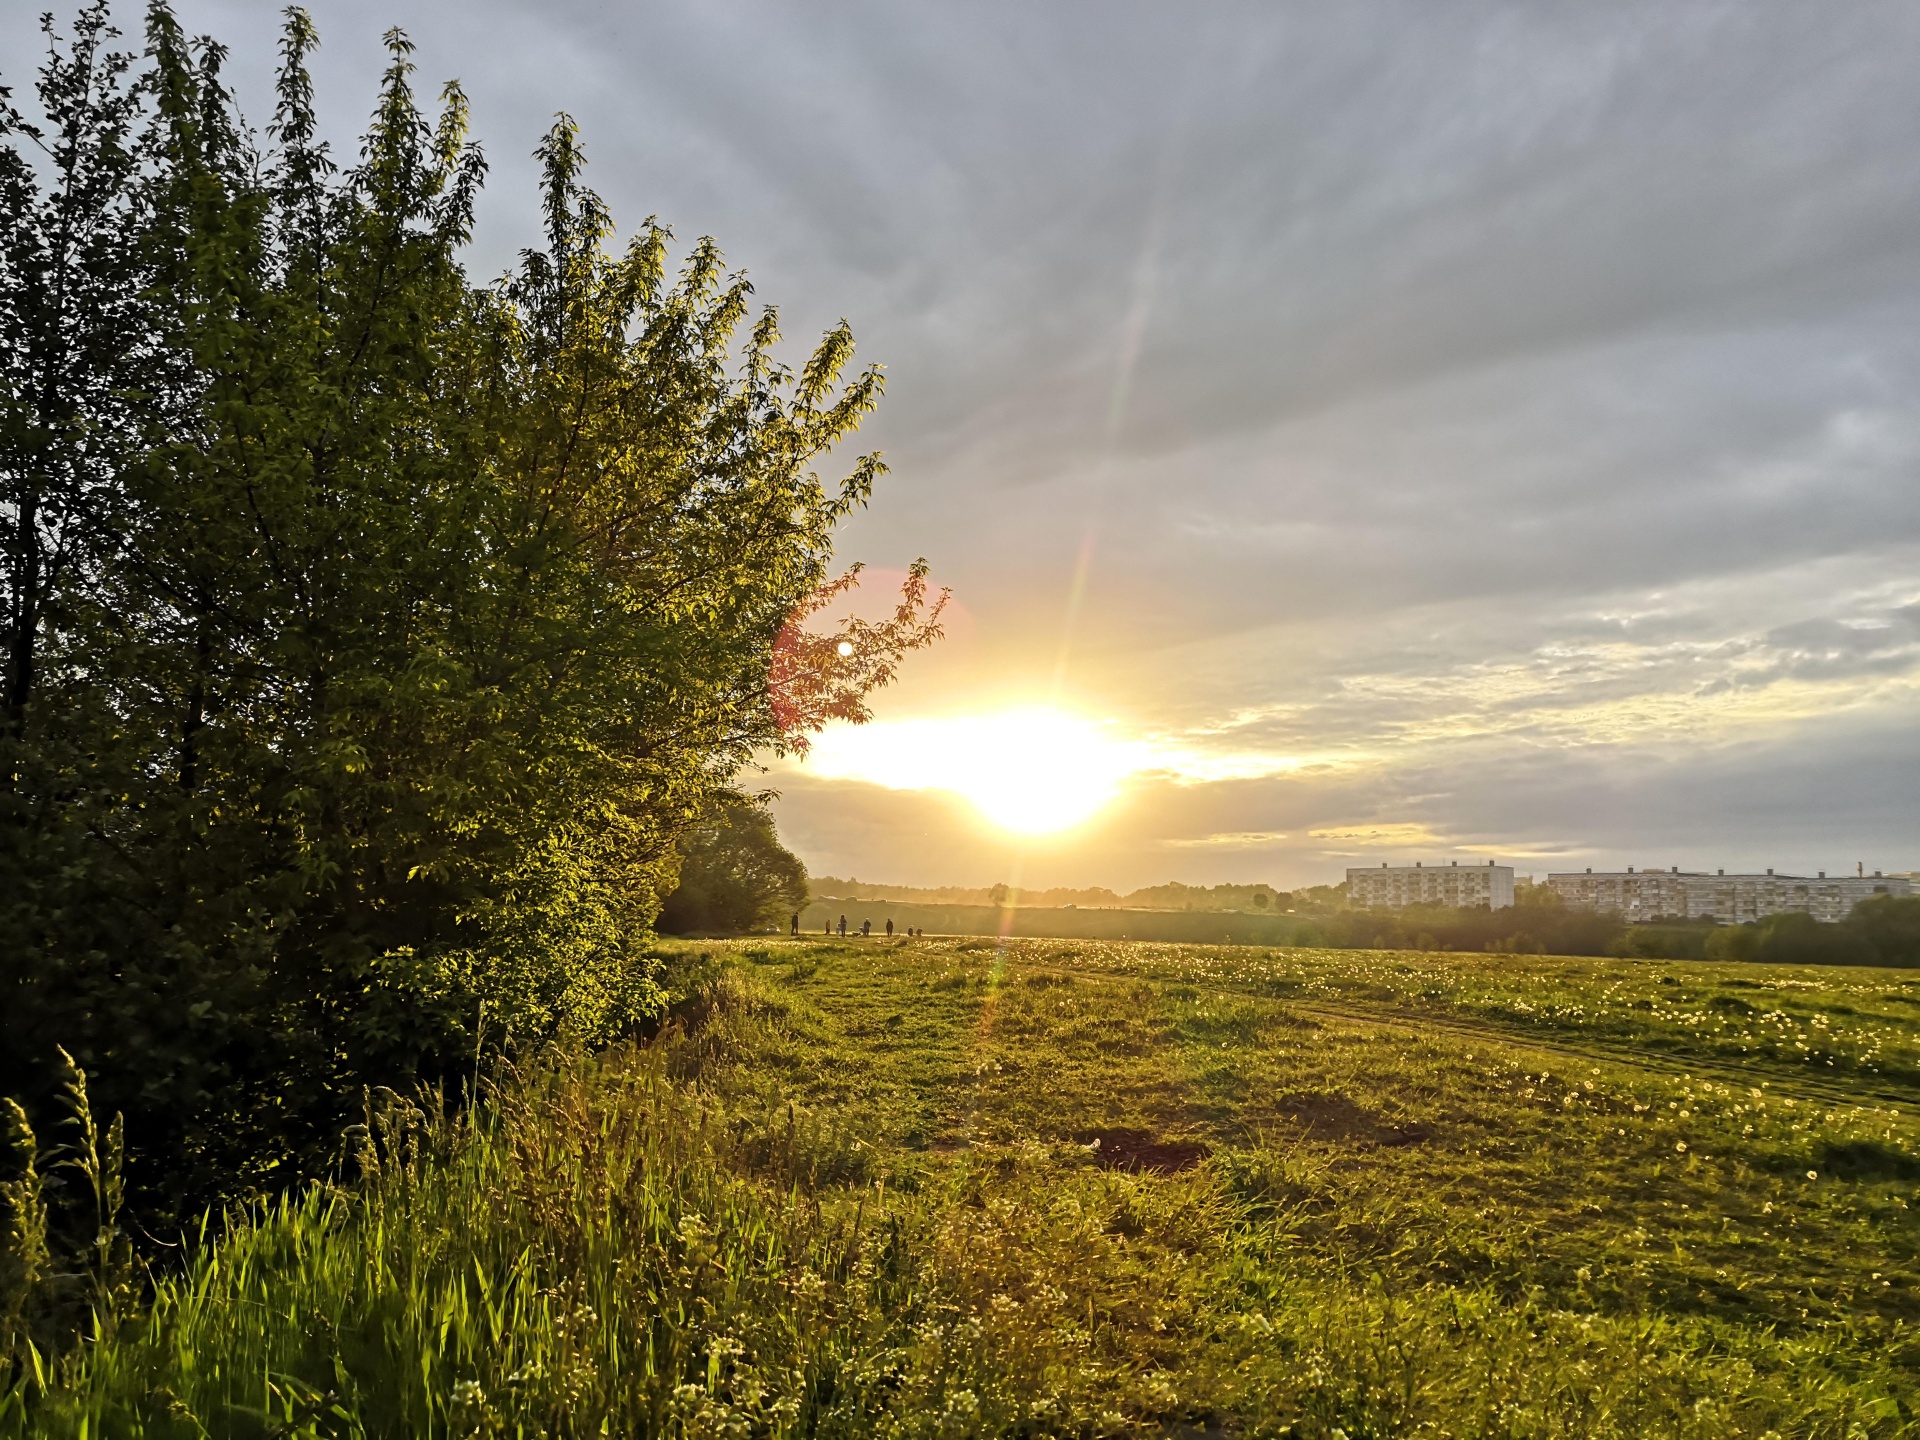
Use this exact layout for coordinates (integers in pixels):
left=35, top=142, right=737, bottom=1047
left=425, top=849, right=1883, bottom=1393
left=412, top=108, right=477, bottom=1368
left=807, top=875, right=1920, bottom=967
left=808, top=876, right=1337, bottom=912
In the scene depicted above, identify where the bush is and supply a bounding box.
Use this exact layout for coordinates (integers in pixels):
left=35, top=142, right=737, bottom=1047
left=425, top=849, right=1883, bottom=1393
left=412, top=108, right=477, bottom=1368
left=1845, top=895, right=1920, bottom=967
left=657, top=794, right=810, bottom=936
left=1708, top=912, right=1882, bottom=967
left=1754, top=912, right=1879, bottom=967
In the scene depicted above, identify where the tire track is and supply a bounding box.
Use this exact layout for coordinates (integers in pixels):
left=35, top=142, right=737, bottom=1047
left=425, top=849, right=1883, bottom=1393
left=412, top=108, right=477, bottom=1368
left=1287, top=998, right=1917, bottom=1110
left=988, top=949, right=1918, bottom=1111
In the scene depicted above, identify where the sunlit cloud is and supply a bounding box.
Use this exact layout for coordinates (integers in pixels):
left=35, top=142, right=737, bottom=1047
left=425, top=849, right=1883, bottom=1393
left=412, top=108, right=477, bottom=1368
left=795, top=706, right=1351, bottom=836
left=1136, top=746, right=1354, bottom=784
left=1164, top=830, right=1290, bottom=849
left=89, top=0, right=1920, bottom=886
left=1163, top=567, right=1920, bottom=765
left=800, top=708, right=1154, bottom=835
left=1307, top=823, right=1450, bottom=850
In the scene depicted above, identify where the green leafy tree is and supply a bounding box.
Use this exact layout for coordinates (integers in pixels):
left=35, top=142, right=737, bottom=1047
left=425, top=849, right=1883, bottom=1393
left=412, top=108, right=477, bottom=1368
left=656, top=794, right=809, bottom=936
left=0, top=5, right=942, bottom=1216
left=1843, top=895, right=1920, bottom=967
left=1707, top=912, right=1879, bottom=967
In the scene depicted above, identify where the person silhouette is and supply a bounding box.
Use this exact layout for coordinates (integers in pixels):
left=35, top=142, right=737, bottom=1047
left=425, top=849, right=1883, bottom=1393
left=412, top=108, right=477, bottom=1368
left=790, top=913, right=799, bottom=936
left=885, top=919, right=894, bottom=938
left=837, top=915, right=847, bottom=936
left=861, top=919, right=871, bottom=937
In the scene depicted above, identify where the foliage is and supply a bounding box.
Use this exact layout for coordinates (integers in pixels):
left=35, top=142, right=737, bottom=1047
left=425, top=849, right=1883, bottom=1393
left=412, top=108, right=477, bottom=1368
left=767, top=558, right=946, bottom=748
left=0, top=1049, right=133, bottom=1385
left=1609, top=922, right=1715, bottom=960
left=1308, top=898, right=1623, bottom=955
left=0, top=6, right=939, bottom=1222
left=1845, top=895, right=1920, bottom=967
left=8, top=938, right=1918, bottom=1436
left=810, top=877, right=1286, bottom=914
left=1704, top=901, right=1920, bottom=967
left=657, top=792, right=809, bottom=936
left=810, top=887, right=1920, bottom=967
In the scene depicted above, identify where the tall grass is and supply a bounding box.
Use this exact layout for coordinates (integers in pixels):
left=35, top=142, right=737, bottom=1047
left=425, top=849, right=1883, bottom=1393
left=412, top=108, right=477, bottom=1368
left=3, top=965, right=1915, bottom=1436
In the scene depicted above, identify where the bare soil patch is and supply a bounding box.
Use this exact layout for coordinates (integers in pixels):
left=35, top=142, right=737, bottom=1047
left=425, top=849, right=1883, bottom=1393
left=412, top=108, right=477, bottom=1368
left=1081, top=1127, right=1210, bottom=1173
left=1278, top=1091, right=1431, bottom=1147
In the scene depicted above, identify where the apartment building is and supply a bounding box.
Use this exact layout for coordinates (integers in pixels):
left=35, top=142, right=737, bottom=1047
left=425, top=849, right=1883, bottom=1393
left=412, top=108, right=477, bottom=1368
left=1347, top=861, right=1515, bottom=911
left=1545, top=868, right=1911, bottom=923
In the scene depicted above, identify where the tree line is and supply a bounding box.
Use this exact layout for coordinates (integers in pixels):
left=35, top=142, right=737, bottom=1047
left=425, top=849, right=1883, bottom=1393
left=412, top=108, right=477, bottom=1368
left=1295, top=893, right=1920, bottom=966
left=1, top=4, right=938, bottom=1221
left=807, top=877, right=1291, bottom=912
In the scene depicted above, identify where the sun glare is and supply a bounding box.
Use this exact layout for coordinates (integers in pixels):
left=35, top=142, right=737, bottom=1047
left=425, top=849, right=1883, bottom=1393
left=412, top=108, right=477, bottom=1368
left=804, top=708, right=1141, bottom=834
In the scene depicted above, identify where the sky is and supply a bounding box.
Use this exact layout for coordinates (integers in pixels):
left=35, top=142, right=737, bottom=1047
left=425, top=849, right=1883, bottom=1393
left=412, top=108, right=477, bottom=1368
left=12, top=1, right=1919, bottom=889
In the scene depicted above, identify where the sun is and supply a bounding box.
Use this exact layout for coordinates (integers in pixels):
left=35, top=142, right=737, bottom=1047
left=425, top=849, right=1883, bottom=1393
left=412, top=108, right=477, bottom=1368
left=802, top=707, right=1141, bottom=834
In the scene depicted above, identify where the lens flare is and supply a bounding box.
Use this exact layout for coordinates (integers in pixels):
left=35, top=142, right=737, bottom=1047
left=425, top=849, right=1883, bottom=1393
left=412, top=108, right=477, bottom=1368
left=803, top=707, right=1142, bottom=834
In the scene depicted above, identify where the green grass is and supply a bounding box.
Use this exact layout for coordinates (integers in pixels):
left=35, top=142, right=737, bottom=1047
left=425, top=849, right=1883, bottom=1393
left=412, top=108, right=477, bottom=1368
left=8, top=938, right=1920, bottom=1436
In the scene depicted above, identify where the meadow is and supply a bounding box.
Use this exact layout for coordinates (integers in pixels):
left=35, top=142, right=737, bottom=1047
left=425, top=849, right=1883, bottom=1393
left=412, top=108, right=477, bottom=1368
left=9, top=937, right=1920, bottom=1437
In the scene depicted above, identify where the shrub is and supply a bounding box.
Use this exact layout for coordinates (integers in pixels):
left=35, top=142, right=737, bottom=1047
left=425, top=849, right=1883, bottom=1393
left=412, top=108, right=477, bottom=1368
left=1845, top=895, right=1920, bottom=967
left=658, top=793, right=810, bottom=937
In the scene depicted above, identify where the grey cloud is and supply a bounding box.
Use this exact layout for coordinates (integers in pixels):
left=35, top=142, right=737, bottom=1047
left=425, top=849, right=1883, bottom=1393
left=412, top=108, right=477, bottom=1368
left=772, top=701, right=1920, bottom=889
left=17, top=0, right=1917, bottom=885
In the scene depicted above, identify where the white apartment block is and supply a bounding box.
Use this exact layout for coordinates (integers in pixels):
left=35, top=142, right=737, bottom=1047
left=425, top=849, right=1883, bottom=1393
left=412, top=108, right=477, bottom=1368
left=1347, top=862, right=1515, bottom=911
left=1546, top=868, right=1911, bottom=924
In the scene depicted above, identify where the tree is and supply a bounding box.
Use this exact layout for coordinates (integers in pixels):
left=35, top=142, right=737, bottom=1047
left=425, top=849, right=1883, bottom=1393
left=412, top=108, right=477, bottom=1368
left=0, top=6, right=941, bottom=1216
left=656, top=794, right=809, bottom=936
left=1708, top=912, right=1879, bottom=967
left=0, top=3, right=156, bottom=749
left=1843, top=895, right=1920, bottom=967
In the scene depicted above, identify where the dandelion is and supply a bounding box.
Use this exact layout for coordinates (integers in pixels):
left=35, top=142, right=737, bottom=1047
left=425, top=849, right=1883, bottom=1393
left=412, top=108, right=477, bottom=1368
left=1806, top=1170, right=1818, bottom=1181
left=1676, top=1141, right=1688, bottom=1153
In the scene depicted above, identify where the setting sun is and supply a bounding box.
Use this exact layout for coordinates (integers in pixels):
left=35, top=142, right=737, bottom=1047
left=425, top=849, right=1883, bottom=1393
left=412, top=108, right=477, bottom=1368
left=803, top=707, right=1144, bottom=834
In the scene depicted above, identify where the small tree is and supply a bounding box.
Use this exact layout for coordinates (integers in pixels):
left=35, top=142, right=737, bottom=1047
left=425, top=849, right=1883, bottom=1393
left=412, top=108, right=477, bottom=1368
left=657, top=794, right=809, bottom=936
left=1844, top=895, right=1920, bottom=967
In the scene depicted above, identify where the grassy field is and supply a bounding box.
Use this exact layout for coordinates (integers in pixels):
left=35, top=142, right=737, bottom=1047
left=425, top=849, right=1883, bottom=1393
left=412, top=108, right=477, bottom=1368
left=10, top=937, right=1920, bottom=1437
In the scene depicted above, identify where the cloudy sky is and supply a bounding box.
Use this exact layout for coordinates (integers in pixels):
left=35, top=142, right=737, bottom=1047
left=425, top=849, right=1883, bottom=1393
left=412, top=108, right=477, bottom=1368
left=20, top=1, right=1920, bottom=888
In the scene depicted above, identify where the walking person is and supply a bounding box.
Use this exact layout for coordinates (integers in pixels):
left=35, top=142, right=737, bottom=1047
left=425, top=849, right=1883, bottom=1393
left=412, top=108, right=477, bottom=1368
left=861, top=919, right=871, bottom=937
left=790, top=913, right=800, bottom=936
left=837, top=915, right=847, bottom=936
left=885, top=918, right=894, bottom=938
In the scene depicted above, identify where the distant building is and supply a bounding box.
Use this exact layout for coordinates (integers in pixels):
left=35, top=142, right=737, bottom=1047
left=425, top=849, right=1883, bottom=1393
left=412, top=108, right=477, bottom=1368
left=1545, top=868, right=1911, bottom=924
left=1347, top=861, right=1514, bottom=911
